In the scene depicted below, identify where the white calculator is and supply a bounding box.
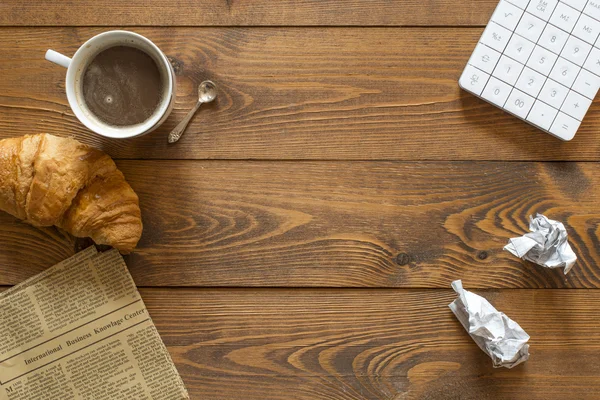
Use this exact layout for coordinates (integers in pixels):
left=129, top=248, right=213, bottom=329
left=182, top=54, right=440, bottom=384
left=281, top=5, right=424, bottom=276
left=459, top=0, right=600, bottom=141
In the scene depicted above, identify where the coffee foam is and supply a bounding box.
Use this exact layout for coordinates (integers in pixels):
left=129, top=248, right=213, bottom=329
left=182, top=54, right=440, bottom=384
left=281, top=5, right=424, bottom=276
left=81, top=46, right=163, bottom=127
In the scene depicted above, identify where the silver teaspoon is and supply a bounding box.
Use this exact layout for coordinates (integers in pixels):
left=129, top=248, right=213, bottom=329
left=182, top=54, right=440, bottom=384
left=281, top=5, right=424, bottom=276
left=168, top=80, right=217, bottom=144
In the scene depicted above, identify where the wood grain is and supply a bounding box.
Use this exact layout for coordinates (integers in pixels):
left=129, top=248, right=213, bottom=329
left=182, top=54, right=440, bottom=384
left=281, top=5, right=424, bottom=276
left=0, top=1, right=497, bottom=27
left=2, top=2, right=598, bottom=399
left=2, top=27, right=600, bottom=161
left=0, top=161, right=598, bottom=288
left=139, top=287, right=600, bottom=399
left=5, top=285, right=596, bottom=398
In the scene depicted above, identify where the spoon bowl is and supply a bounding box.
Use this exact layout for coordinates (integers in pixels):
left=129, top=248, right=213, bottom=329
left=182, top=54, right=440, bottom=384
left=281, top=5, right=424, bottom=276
left=199, top=81, right=217, bottom=103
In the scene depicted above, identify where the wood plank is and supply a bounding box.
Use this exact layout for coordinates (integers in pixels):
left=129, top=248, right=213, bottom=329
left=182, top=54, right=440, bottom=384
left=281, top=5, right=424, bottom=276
left=140, top=288, right=600, bottom=399
left=2, top=27, right=600, bottom=161
left=0, top=160, right=598, bottom=288
left=0, top=1, right=497, bottom=26
left=5, top=285, right=595, bottom=398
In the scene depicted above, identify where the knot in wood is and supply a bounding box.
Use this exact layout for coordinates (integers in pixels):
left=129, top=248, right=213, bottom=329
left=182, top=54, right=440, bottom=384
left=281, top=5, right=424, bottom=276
left=395, top=253, right=410, bottom=266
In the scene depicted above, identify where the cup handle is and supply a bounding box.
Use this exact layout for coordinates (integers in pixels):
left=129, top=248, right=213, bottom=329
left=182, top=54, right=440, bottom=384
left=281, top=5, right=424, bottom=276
left=45, top=49, right=71, bottom=68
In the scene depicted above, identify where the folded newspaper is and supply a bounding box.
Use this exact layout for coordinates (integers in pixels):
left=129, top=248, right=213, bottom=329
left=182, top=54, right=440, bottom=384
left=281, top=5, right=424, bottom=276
left=504, top=213, right=577, bottom=274
left=449, top=280, right=530, bottom=369
left=0, top=246, right=189, bottom=400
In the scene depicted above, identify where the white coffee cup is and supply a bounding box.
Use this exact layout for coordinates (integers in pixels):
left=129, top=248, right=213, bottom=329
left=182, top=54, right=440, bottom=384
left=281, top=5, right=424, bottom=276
left=45, top=30, right=175, bottom=139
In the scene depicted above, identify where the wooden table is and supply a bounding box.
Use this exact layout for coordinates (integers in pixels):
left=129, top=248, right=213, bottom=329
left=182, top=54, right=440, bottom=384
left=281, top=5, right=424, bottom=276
left=1, top=1, right=600, bottom=398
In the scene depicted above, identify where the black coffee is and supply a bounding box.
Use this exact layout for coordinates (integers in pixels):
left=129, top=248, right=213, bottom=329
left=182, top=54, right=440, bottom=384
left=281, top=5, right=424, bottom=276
left=82, top=46, right=162, bottom=126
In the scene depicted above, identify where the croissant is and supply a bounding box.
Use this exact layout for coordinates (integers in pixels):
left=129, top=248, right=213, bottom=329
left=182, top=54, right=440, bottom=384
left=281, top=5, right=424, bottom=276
left=0, top=134, right=142, bottom=253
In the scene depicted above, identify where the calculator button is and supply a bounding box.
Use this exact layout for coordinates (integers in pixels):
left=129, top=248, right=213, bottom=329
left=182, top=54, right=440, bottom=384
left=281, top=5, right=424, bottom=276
left=583, top=46, right=600, bottom=75
left=459, top=65, right=491, bottom=95
left=539, top=24, right=569, bottom=54
left=516, top=12, right=546, bottom=42
left=549, top=57, right=581, bottom=86
left=505, top=34, right=536, bottom=64
left=527, top=0, right=559, bottom=21
left=539, top=78, right=570, bottom=108
left=584, top=1, right=600, bottom=21
left=561, top=36, right=592, bottom=66
left=549, top=111, right=580, bottom=140
left=549, top=2, right=580, bottom=32
left=493, top=55, right=525, bottom=85
left=527, top=100, right=559, bottom=130
left=480, top=21, right=513, bottom=52
left=572, top=68, right=600, bottom=98
left=505, top=89, right=536, bottom=118
left=469, top=43, right=502, bottom=74
left=572, top=13, right=600, bottom=44
left=561, top=90, right=592, bottom=120
left=482, top=77, right=513, bottom=106
left=561, top=0, right=587, bottom=11
left=516, top=67, right=547, bottom=96
left=527, top=45, right=558, bottom=75
left=507, top=0, right=530, bottom=9
left=492, top=0, right=525, bottom=30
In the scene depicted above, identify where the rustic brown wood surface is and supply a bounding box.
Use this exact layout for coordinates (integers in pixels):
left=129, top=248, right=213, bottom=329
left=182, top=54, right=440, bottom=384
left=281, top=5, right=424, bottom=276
left=1, top=1, right=599, bottom=399
left=0, top=161, right=598, bottom=289
left=1, top=285, right=596, bottom=399
left=2, top=27, right=600, bottom=160
left=141, top=288, right=600, bottom=399
left=0, top=1, right=498, bottom=26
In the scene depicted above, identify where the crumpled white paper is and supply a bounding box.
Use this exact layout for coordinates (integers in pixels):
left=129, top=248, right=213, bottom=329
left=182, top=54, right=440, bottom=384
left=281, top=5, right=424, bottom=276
left=449, top=280, right=530, bottom=369
left=504, top=213, right=577, bottom=274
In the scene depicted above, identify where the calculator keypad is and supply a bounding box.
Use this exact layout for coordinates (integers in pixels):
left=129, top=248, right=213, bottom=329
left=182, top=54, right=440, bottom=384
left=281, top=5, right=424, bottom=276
left=549, top=57, right=580, bottom=86
left=550, top=112, right=580, bottom=139
left=468, top=43, right=502, bottom=73
left=539, top=23, right=569, bottom=53
left=539, top=78, right=569, bottom=108
left=562, top=90, right=592, bottom=119
left=482, top=77, right=513, bottom=105
left=562, top=0, right=586, bottom=11
left=481, top=22, right=513, bottom=52
left=528, top=101, right=559, bottom=130
left=549, top=2, right=579, bottom=32
left=460, top=65, right=491, bottom=95
left=527, top=45, right=558, bottom=75
left=505, top=34, right=536, bottom=62
left=584, top=1, right=600, bottom=21
left=527, top=0, right=559, bottom=21
left=572, top=68, right=600, bottom=98
left=494, top=55, right=526, bottom=84
left=508, top=0, right=532, bottom=9
left=516, top=67, right=547, bottom=96
left=516, top=12, right=546, bottom=41
left=572, top=14, right=600, bottom=43
left=561, top=36, right=591, bottom=65
left=583, top=46, right=600, bottom=74
left=459, top=0, right=600, bottom=140
left=493, top=1, right=525, bottom=30
left=505, top=88, right=536, bottom=117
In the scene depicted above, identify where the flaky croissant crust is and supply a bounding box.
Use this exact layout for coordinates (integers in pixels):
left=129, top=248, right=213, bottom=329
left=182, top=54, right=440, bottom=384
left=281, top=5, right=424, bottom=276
left=0, top=134, right=142, bottom=253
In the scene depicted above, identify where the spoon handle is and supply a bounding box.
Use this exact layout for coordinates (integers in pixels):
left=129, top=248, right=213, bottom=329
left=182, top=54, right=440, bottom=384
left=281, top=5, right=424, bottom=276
left=168, top=101, right=203, bottom=143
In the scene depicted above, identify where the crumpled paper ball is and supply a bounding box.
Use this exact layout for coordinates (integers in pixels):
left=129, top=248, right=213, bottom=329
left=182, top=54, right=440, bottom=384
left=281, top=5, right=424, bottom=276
left=504, top=213, right=577, bottom=274
left=449, top=280, right=530, bottom=368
